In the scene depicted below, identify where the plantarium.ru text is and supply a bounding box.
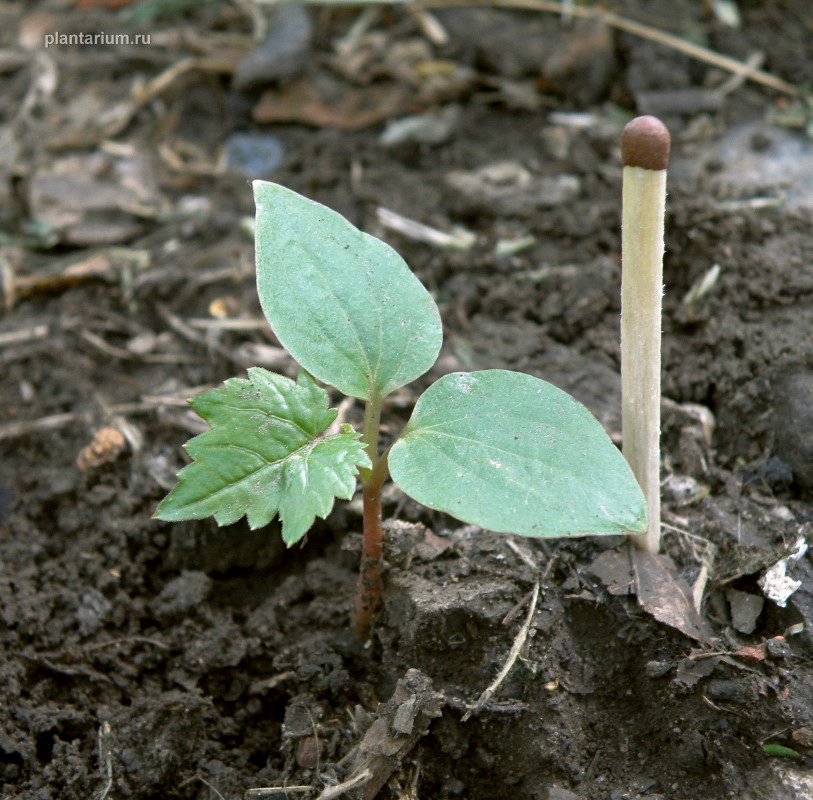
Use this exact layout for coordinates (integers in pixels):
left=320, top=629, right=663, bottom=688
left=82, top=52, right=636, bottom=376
left=155, top=182, right=647, bottom=638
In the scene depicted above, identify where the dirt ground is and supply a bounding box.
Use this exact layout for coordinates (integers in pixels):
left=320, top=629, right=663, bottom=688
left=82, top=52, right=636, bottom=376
left=2, top=1, right=813, bottom=798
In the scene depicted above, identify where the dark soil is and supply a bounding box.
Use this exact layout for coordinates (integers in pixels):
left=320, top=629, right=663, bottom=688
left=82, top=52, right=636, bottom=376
left=2, top=1, right=813, bottom=799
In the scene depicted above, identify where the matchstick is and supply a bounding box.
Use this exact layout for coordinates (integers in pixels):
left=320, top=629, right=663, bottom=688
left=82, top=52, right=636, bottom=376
left=620, top=115, right=670, bottom=554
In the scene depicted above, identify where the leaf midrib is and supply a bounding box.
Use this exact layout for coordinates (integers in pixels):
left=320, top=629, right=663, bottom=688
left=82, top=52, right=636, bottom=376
left=211, top=399, right=329, bottom=440
left=191, top=434, right=332, bottom=505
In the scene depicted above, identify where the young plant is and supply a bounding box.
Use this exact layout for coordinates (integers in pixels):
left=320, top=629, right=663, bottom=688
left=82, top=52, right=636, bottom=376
left=155, top=182, right=648, bottom=638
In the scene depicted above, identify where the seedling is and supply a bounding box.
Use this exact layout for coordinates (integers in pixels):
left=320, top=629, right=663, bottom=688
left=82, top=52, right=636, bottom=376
left=155, top=182, right=647, bottom=637
left=620, top=115, right=670, bottom=555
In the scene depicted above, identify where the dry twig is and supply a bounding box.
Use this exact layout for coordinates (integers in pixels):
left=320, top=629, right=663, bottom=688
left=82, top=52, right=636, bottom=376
left=315, top=770, right=373, bottom=800
left=94, top=722, right=114, bottom=800
left=462, top=581, right=540, bottom=721
left=0, top=325, right=49, bottom=348
left=0, top=396, right=200, bottom=442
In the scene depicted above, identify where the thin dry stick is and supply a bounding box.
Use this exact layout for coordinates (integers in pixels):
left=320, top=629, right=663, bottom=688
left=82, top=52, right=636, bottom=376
left=155, top=302, right=241, bottom=364
left=621, top=116, right=670, bottom=555
left=197, top=777, right=227, bottom=800
left=406, top=4, right=449, bottom=44
left=315, top=769, right=373, bottom=800
left=0, top=411, right=79, bottom=441
left=715, top=51, right=764, bottom=97
left=95, top=722, right=114, bottom=800
left=80, top=329, right=196, bottom=364
left=462, top=581, right=540, bottom=721
left=245, top=786, right=313, bottom=798
left=691, top=539, right=716, bottom=614
left=377, top=207, right=475, bottom=251
left=108, top=57, right=236, bottom=139
left=186, top=318, right=270, bottom=331
left=416, top=0, right=802, bottom=97
left=1, top=250, right=121, bottom=309
left=86, top=635, right=169, bottom=651
left=0, top=396, right=202, bottom=441
left=0, top=325, right=49, bottom=348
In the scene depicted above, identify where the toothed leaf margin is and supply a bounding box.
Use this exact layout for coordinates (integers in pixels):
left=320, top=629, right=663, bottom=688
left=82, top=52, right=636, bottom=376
left=154, top=369, right=371, bottom=545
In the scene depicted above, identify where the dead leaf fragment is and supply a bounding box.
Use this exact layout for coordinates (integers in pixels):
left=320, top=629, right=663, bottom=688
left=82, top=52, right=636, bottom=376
left=587, top=548, right=634, bottom=596
left=345, top=669, right=443, bottom=800
left=733, top=641, right=770, bottom=662
left=415, top=529, right=454, bottom=561
left=631, top=548, right=717, bottom=644
left=253, top=74, right=407, bottom=130
left=29, top=152, right=161, bottom=245
left=791, top=726, right=813, bottom=748
left=675, top=655, right=720, bottom=687
left=45, top=83, right=135, bottom=151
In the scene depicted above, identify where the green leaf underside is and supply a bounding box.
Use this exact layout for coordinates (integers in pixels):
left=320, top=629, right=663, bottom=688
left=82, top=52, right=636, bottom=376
left=388, top=370, right=647, bottom=538
left=154, top=369, right=371, bottom=545
left=253, top=181, right=443, bottom=402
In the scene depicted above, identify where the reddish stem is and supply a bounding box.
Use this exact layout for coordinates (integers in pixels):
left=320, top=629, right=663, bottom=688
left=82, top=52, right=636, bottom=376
left=353, top=450, right=389, bottom=641
left=353, top=464, right=386, bottom=640
left=352, top=396, right=389, bottom=639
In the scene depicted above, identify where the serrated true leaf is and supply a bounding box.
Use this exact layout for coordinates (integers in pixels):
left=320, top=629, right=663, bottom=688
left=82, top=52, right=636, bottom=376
left=253, top=181, right=443, bottom=402
left=154, top=369, right=371, bottom=545
left=388, top=370, right=647, bottom=538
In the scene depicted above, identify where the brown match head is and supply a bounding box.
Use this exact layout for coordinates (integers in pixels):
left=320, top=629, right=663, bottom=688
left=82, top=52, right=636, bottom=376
left=621, top=115, right=670, bottom=171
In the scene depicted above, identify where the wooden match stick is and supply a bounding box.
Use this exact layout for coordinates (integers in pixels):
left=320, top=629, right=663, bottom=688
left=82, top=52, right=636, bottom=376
left=620, top=115, right=670, bottom=554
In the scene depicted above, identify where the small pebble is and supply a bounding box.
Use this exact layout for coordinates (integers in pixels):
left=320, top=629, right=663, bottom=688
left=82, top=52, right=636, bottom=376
left=295, top=736, right=323, bottom=769
left=792, top=727, right=813, bottom=748
left=662, top=474, right=708, bottom=506
left=224, top=132, right=284, bottom=178
left=232, top=4, right=312, bottom=91
left=706, top=679, right=750, bottom=702
left=645, top=660, right=673, bottom=678
left=759, top=456, right=794, bottom=486
left=380, top=106, right=461, bottom=148
left=726, top=588, right=764, bottom=635
left=548, top=787, right=583, bottom=800
left=765, top=637, right=791, bottom=660
left=76, top=587, right=112, bottom=636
